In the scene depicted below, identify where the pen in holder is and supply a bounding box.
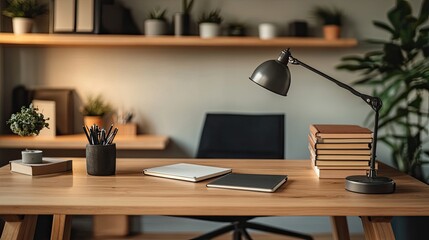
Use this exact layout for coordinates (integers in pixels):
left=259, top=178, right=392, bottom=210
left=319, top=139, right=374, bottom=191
left=84, top=124, right=118, bottom=176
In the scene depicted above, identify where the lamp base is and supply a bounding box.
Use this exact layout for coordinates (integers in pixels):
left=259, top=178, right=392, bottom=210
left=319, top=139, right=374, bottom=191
left=345, top=175, right=395, bottom=194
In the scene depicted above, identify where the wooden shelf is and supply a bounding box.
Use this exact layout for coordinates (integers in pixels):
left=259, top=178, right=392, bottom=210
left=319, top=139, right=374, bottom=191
left=0, top=134, right=169, bottom=150
left=0, top=33, right=358, bottom=47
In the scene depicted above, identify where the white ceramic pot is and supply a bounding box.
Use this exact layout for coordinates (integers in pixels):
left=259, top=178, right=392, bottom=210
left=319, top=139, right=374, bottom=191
left=258, top=23, right=278, bottom=39
left=22, top=150, right=43, bottom=164
left=199, top=23, right=221, bottom=38
left=144, top=19, right=167, bottom=36
left=12, top=18, right=34, bottom=34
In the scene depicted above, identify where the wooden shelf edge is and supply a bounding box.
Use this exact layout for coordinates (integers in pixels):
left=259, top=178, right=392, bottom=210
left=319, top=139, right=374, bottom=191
left=0, top=33, right=358, bottom=47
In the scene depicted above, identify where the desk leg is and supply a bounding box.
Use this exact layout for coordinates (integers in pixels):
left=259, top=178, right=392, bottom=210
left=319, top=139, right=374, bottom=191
left=361, top=216, right=395, bottom=240
left=0, top=215, right=37, bottom=240
left=51, top=214, right=72, bottom=240
left=330, top=216, right=350, bottom=240
left=93, top=215, right=129, bottom=237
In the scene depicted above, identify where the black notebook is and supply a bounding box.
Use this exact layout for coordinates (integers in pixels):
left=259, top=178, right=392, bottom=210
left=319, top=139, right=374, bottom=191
left=206, top=173, right=288, bottom=193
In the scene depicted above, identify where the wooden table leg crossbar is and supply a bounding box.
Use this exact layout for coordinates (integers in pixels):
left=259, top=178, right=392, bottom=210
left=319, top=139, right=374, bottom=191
left=361, top=216, right=394, bottom=240
left=0, top=215, right=37, bottom=240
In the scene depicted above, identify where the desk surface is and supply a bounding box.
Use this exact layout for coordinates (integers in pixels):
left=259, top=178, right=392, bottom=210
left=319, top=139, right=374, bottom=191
left=0, top=158, right=428, bottom=217
left=0, top=134, right=169, bottom=150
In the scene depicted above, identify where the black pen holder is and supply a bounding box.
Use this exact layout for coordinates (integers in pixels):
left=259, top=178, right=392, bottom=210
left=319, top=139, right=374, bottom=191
left=86, top=144, right=116, bottom=176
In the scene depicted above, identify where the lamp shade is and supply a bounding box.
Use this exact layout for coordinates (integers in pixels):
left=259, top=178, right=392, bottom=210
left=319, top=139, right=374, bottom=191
left=249, top=60, right=291, bottom=96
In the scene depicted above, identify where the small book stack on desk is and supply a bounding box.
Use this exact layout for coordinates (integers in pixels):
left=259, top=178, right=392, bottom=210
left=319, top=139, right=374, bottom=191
left=309, top=124, right=377, bottom=178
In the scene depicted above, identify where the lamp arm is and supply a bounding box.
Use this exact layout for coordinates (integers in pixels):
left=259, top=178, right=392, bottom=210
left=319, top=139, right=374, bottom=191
left=289, top=57, right=382, bottom=111
left=289, top=56, right=381, bottom=177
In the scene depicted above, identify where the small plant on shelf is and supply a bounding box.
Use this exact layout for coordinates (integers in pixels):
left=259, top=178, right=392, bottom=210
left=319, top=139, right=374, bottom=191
left=145, top=7, right=168, bottom=36
left=311, top=6, right=343, bottom=39
left=81, top=95, right=111, bottom=117
left=2, top=0, right=47, bottom=18
left=7, top=104, right=49, bottom=137
left=7, top=104, right=49, bottom=164
left=199, top=9, right=223, bottom=38
left=147, top=7, right=167, bottom=21
left=81, top=95, right=112, bottom=128
left=199, top=9, right=223, bottom=24
left=2, top=0, right=48, bottom=34
left=312, top=6, right=342, bottom=26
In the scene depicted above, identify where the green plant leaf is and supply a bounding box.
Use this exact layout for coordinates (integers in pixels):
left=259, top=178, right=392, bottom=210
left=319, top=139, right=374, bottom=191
left=388, top=0, right=412, bottom=33
left=383, top=43, right=404, bottom=66
left=365, top=39, right=390, bottom=44
left=373, top=20, right=396, bottom=35
left=399, top=16, right=418, bottom=51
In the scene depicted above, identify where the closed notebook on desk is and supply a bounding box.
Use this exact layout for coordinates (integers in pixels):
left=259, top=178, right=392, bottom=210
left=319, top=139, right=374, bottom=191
left=207, top=173, right=288, bottom=193
left=143, top=163, right=231, bottom=182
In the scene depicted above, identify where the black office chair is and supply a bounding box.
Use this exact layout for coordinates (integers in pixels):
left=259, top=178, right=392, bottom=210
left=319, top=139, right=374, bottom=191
left=189, top=113, right=313, bottom=240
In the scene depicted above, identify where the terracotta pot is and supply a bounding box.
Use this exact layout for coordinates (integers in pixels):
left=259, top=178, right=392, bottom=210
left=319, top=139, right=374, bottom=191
left=323, top=25, right=340, bottom=40
left=83, top=116, right=104, bottom=128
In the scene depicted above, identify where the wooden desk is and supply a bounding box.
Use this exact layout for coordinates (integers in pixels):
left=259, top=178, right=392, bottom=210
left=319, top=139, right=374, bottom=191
left=1, top=159, right=429, bottom=240
left=0, top=135, right=169, bottom=237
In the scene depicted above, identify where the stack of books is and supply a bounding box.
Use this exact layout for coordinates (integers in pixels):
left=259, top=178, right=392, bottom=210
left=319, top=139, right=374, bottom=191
left=308, top=124, right=375, bottom=179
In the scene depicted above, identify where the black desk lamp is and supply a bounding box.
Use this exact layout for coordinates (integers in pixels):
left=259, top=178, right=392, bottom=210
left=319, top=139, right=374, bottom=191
left=249, top=49, right=395, bottom=194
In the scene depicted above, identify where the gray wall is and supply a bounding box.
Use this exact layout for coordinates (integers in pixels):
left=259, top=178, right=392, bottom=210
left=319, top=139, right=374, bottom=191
left=1, top=0, right=424, bottom=235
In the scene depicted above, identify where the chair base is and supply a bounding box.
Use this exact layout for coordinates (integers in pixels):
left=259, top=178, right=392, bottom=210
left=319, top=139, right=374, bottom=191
left=191, top=220, right=313, bottom=240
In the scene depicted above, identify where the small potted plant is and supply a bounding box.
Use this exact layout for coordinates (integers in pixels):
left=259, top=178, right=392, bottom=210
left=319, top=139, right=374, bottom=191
left=81, top=95, right=111, bottom=128
left=199, top=9, right=223, bottom=38
left=312, top=6, right=342, bottom=40
left=145, top=7, right=168, bottom=36
left=7, top=104, right=49, bottom=164
left=2, top=0, right=48, bottom=34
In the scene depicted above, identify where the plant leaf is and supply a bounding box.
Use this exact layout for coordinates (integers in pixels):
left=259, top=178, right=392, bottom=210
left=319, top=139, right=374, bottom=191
left=373, top=20, right=396, bottom=35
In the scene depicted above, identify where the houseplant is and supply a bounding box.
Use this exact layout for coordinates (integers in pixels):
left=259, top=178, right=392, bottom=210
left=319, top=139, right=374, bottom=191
left=174, top=0, right=194, bottom=36
left=81, top=95, right=112, bottom=128
left=145, top=7, right=168, bottom=36
left=311, top=6, right=342, bottom=40
left=337, top=1, right=429, bottom=237
left=2, top=0, right=48, bottom=34
left=198, top=9, right=223, bottom=38
left=6, top=104, right=49, bottom=164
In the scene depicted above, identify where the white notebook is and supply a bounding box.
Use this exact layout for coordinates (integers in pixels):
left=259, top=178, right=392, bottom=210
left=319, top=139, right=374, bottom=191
left=143, top=163, right=232, bottom=182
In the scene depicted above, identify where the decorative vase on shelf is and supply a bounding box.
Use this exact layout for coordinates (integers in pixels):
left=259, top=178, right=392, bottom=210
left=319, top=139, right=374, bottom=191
left=174, top=12, right=191, bottom=36
left=198, top=9, right=223, bottom=39
left=174, top=0, right=194, bottom=36
left=145, top=7, right=168, bottom=36
left=2, top=0, right=48, bottom=34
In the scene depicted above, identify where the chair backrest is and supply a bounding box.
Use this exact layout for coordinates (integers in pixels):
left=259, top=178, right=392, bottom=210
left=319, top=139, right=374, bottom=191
left=196, top=113, right=285, bottom=159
